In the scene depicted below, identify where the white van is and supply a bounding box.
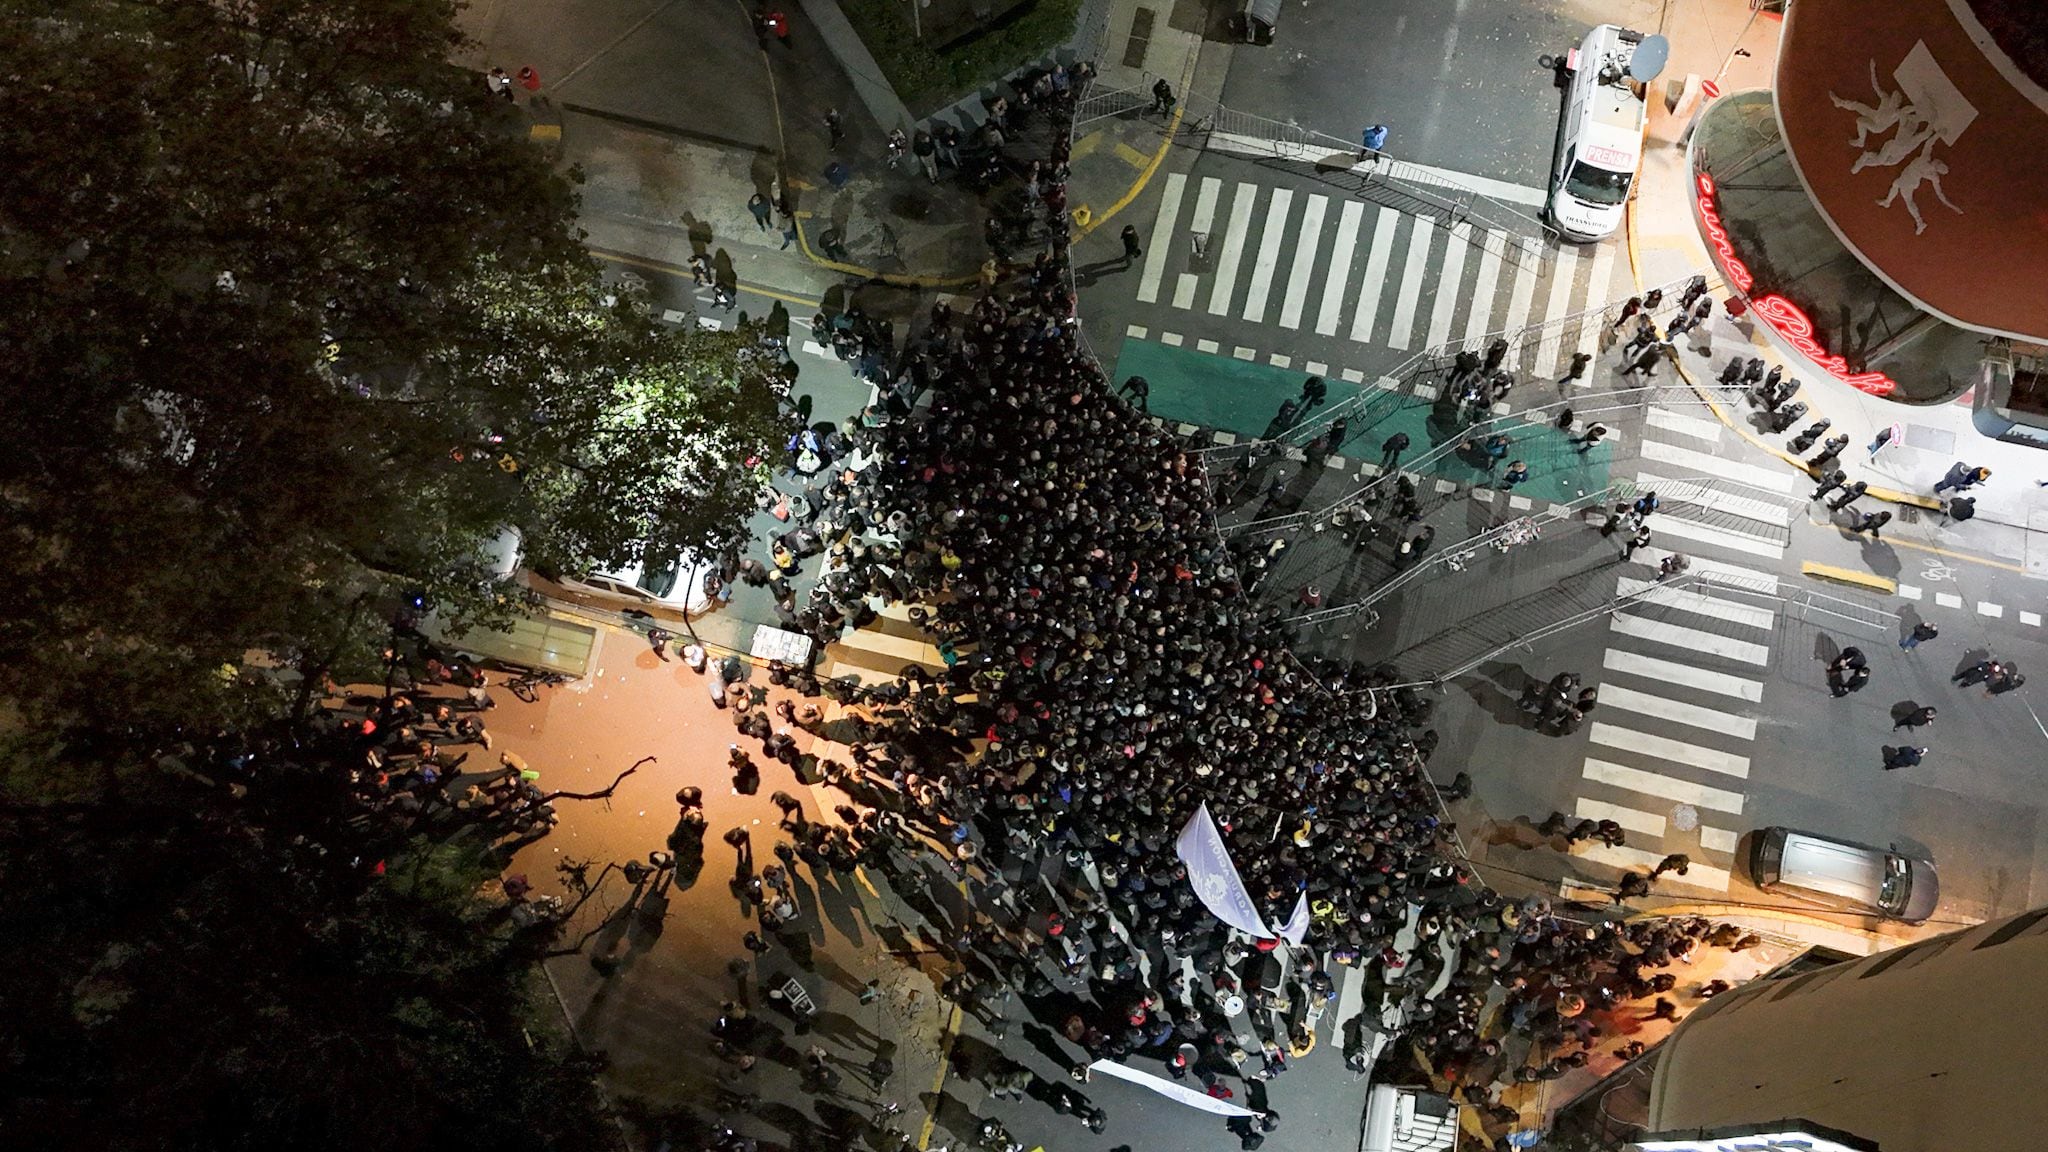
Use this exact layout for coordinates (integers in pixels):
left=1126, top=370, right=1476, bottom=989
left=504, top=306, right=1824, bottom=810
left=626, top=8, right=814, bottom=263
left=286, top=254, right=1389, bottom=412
left=1749, top=826, right=1940, bottom=924
left=1548, top=24, right=1650, bottom=242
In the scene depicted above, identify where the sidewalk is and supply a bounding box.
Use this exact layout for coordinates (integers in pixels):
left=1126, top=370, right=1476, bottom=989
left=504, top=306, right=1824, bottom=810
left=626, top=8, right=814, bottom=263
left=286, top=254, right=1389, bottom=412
left=1627, top=1, right=2048, bottom=570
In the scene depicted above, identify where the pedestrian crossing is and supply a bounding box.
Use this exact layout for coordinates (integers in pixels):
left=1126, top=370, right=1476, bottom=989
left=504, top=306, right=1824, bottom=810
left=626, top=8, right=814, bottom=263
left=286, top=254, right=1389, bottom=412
left=1563, top=403, right=1799, bottom=895
left=1132, top=172, right=1622, bottom=366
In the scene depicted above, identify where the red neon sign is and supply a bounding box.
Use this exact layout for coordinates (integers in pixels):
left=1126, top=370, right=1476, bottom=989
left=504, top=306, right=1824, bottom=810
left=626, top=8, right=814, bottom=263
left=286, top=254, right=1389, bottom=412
left=1695, top=174, right=1898, bottom=397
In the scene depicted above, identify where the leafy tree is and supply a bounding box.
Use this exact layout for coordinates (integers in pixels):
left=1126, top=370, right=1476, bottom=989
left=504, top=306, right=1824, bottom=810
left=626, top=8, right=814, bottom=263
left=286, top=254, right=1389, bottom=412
left=0, top=0, right=780, bottom=742
left=0, top=735, right=622, bottom=1152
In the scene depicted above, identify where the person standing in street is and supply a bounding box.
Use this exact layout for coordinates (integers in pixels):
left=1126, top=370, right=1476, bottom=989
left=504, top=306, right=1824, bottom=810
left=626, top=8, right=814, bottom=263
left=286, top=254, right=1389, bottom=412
left=824, top=108, right=845, bottom=151
left=1621, top=523, right=1652, bottom=562
left=1893, top=704, right=1937, bottom=732
left=1882, top=745, right=1926, bottom=771
left=1360, top=123, right=1389, bottom=161
left=1117, top=374, right=1149, bottom=411
left=913, top=129, right=938, bottom=183
left=747, top=192, right=773, bottom=231
left=1611, top=295, right=1642, bottom=331
left=1901, top=620, right=1938, bottom=650
left=1811, top=468, right=1847, bottom=503
left=1867, top=425, right=1896, bottom=460
left=1954, top=658, right=2001, bottom=688
left=1380, top=431, right=1410, bottom=473
left=1120, top=224, right=1143, bottom=266
left=1847, top=509, right=1891, bottom=538
left=1151, top=78, right=1176, bottom=113
left=1826, top=480, right=1868, bottom=512
left=1934, top=462, right=1989, bottom=495
left=1622, top=341, right=1666, bottom=379
left=1573, top=423, right=1608, bottom=454
left=1499, top=460, right=1530, bottom=491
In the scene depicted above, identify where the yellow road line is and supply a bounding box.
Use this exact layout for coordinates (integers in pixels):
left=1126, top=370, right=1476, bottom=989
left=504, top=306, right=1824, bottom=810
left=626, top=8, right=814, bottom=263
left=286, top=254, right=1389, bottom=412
left=1800, top=561, right=1897, bottom=593
left=1069, top=129, right=1105, bottom=161
left=915, top=1003, right=963, bottom=1150
left=1077, top=102, right=1185, bottom=239
left=528, top=123, right=561, bottom=142
left=1112, top=140, right=1153, bottom=169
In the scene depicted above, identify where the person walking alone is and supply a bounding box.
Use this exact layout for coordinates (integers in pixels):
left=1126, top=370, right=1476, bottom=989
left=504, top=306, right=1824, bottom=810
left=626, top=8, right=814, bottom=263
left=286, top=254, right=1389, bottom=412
left=1847, top=509, right=1891, bottom=538
left=1622, top=341, right=1666, bottom=379
left=1120, top=224, right=1143, bottom=266
left=1811, top=468, right=1847, bottom=503
left=1882, top=745, right=1926, bottom=771
left=748, top=192, right=773, bottom=231
left=1893, top=704, right=1937, bottom=732
left=1573, top=423, right=1608, bottom=454
left=1934, top=462, right=1989, bottom=495
left=1559, top=351, right=1591, bottom=388
left=1900, top=620, right=1938, bottom=650
left=1379, top=431, right=1409, bottom=473
left=824, top=108, right=845, bottom=151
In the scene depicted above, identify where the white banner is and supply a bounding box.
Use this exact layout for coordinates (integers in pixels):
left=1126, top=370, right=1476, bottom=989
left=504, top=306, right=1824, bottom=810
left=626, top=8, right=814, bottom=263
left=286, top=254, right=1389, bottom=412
left=1278, top=891, right=1311, bottom=946
left=1087, top=1058, right=1260, bottom=1118
left=1175, top=802, right=1271, bottom=938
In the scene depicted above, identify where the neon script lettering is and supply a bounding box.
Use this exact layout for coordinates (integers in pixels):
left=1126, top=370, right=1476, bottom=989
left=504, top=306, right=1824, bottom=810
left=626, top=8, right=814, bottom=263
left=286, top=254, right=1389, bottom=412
left=1696, top=174, right=1899, bottom=397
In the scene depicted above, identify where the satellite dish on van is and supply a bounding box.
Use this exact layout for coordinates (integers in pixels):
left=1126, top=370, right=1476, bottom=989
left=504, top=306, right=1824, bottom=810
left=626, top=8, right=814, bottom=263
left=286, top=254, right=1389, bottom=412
left=1629, top=34, right=1670, bottom=82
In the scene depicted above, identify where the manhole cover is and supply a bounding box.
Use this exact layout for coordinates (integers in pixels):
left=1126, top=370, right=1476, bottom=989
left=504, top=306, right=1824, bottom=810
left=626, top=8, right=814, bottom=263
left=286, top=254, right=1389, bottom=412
left=1670, top=804, right=1699, bottom=832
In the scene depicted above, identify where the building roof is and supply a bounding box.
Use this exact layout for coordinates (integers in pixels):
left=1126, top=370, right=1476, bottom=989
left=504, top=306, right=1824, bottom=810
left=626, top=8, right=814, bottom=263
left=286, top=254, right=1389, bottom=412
left=1775, top=0, right=2048, bottom=342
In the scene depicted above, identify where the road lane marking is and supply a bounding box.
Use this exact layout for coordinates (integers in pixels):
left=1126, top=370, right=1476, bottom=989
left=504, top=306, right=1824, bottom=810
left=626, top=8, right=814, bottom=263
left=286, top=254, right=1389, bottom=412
left=1639, top=439, right=1795, bottom=492
left=1637, top=475, right=1796, bottom=527
left=1136, top=172, right=1185, bottom=304
left=1584, top=757, right=1746, bottom=814
left=1502, top=234, right=1541, bottom=344
left=1610, top=614, right=1772, bottom=665
left=1645, top=407, right=1723, bottom=443
left=1603, top=649, right=1764, bottom=701
left=1209, top=182, right=1259, bottom=315
left=1699, top=826, right=1740, bottom=854
left=1463, top=229, right=1507, bottom=345
left=1577, top=241, right=1618, bottom=361
left=1615, top=576, right=1777, bottom=631
left=1645, top=512, right=1786, bottom=560
left=1534, top=245, right=1579, bottom=377
left=1386, top=217, right=1433, bottom=350
left=1590, top=721, right=1751, bottom=778
left=1637, top=547, right=1779, bottom=594
left=1278, top=194, right=1328, bottom=330
left=1595, top=683, right=1759, bottom=740
left=1350, top=207, right=1399, bottom=344
left=1318, top=200, right=1365, bottom=337
left=1576, top=796, right=1667, bottom=837
left=1425, top=222, right=1471, bottom=348
left=1242, top=188, right=1293, bottom=322
left=1572, top=842, right=1733, bottom=891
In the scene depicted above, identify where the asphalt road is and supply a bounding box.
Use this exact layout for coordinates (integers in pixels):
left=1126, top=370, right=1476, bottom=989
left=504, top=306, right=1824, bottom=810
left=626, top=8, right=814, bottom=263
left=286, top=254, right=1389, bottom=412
left=1217, top=0, right=1667, bottom=188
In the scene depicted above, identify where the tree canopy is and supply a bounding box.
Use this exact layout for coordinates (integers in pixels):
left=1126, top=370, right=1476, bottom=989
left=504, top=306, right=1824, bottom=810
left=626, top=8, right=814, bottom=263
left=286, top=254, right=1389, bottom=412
left=0, top=0, right=781, bottom=741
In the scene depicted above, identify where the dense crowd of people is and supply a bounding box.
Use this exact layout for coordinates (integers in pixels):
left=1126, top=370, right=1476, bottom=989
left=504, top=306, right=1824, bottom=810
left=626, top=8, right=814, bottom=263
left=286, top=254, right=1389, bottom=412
left=652, top=94, right=1768, bottom=1151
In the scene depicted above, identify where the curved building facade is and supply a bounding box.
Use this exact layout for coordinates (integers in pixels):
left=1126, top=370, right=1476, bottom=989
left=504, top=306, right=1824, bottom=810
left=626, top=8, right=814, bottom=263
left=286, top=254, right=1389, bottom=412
left=1687, top=1, right=2048, bottom=413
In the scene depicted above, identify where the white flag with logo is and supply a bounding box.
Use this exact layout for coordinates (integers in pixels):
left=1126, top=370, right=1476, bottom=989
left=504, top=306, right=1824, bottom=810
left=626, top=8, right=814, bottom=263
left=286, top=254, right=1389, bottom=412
left=1278, top=891, right=1311, bottom=946
left=1175, top=802, right=1271, bottom=938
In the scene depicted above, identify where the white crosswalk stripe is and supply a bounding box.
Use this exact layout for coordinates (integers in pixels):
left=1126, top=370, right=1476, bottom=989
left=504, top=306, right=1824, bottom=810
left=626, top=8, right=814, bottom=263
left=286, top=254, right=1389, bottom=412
left=1317, top=201, right=1365, bottom=337
left=1425, top=222, right=1471, bottom=348
left=1350, top=207, right=1399, bottom=344
left=1278, top=194, right=1328, bottom=330
left=1208, top=182, right=1258, bottom=316
left=1386, top=218, right=1433, bottom=351
left=1128, top=174, right=1615, bottom=359
left=1563, top=419, right=1795, bottom=894
left=1137, top=173, right=1185, bottom=305
left=1242, top=188, right=1293, bottom=322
